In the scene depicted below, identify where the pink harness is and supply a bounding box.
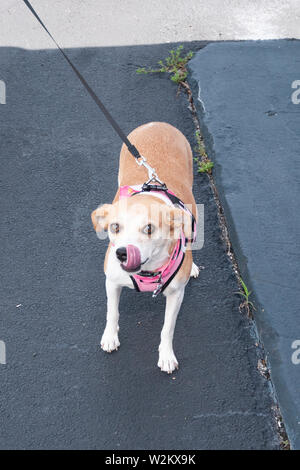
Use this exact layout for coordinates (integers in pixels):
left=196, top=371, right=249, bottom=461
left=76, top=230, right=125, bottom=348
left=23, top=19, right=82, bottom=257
left=119, top=184, right=196, bottom=297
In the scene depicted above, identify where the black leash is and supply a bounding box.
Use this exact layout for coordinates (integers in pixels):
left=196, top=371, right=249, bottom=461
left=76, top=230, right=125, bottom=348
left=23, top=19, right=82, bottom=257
left=22, top=0, right=142, bottom=160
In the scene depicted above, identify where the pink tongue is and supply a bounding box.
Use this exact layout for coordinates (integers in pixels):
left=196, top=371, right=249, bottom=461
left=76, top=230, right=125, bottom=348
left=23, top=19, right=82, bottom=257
left=122, top=244, right=141, bottom=271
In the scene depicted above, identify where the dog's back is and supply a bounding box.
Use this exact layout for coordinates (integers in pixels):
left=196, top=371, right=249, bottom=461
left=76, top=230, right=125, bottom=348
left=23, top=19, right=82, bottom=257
left=118, top=122, right=195, bottom=213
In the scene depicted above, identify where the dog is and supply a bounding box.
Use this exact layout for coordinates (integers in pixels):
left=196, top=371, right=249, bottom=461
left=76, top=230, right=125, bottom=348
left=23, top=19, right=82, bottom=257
left=91, top=122, right=199, bottom=373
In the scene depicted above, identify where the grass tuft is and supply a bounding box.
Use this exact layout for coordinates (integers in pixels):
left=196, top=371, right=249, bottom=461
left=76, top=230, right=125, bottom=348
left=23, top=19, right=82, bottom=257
left=194, top=130, right=214, bottom=174
left=235, top=278, right=256, bottom=318
left=137, top=45, right=193, bottom=85
left=137, top=47, right=213, bottom=175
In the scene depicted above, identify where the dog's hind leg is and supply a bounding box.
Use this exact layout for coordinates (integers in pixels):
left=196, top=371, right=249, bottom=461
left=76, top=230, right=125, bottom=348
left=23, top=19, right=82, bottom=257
left=101, top=279, right=122, bottom=353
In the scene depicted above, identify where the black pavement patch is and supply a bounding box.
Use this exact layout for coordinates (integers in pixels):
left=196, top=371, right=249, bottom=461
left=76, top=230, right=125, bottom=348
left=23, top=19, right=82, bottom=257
left=0, top=43, right=279, bottom=449
left=189, top=39, right=300, bottom=449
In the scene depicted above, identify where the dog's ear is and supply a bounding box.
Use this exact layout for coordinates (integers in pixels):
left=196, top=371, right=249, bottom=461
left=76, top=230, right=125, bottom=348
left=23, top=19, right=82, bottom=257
left=91, top=204, right=112, bottom=232
left=164, top=207, right=192, bottom=240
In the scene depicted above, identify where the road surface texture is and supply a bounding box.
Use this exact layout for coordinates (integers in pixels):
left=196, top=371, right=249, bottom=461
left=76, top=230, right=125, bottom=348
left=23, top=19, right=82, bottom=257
left=189, top=40, right=300, bottom=449
left=1, top=0, right=299, bottom=450
left=0, top=40, right=282, bottom=449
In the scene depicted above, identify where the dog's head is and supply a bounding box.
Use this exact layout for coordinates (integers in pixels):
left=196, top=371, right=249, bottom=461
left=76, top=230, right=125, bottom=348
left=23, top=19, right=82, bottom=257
left=91, top=195, right=191, bottom=273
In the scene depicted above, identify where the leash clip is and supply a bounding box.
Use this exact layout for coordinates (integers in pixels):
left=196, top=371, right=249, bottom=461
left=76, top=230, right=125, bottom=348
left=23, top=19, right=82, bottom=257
left=136, top=155, right=164, bottom=185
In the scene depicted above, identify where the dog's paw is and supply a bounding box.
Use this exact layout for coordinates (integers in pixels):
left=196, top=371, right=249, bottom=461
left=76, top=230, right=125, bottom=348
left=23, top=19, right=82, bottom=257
left=100, top=329, right=120, bottom=353
left=190, top=262, right=200, bottom=278
left=158, top=348, right=179, bottom=374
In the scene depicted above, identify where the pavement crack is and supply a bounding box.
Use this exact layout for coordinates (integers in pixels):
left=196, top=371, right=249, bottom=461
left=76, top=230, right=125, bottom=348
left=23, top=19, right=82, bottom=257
left=183, top=65, right=290, bottom=449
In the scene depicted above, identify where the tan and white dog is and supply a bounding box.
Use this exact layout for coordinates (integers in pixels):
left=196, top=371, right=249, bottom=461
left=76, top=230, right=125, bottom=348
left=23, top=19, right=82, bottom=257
left=91, top=122, right=199, bottom=373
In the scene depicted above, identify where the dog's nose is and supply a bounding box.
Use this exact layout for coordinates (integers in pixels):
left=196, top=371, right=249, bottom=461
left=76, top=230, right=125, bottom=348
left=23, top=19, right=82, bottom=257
left=116, top=246, right=127, bottom=262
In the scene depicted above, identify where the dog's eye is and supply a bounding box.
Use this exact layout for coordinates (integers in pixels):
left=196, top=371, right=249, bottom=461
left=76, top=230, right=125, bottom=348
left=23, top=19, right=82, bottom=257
left=142, top=224, right=155, bottom=235
left=110, top=223, right=120, bottom=234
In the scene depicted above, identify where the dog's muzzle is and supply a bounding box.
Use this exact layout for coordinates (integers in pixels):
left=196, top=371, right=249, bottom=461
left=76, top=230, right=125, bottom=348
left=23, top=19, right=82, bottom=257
left=116, top=245, right=141, bottom=272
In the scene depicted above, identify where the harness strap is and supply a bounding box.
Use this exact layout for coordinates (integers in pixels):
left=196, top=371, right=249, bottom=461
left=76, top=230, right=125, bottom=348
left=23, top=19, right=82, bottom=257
left=132, top=184, right=196, bottom=243
left=130, top=235, right=187, bottom=297
left=120, top=184, right=196, bottom=297
left=22, top=0, right=142, bottom=161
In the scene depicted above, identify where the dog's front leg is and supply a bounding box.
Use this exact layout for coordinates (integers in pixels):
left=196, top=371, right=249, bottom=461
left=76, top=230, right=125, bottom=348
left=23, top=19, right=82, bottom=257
left=158, top=286, right=185, bottom=373
left=101, top=279, right=122, bottom=353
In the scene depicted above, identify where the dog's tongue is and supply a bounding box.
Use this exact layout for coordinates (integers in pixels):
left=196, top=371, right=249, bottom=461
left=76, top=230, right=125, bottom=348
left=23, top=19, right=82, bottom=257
left=121, top=244, right=141, bottom=272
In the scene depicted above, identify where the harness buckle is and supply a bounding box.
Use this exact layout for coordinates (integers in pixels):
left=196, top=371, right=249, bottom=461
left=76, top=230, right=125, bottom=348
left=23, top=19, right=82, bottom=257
left=152, top=283, right=163, bottom=298
left=142, top=182, right=168, bottom=192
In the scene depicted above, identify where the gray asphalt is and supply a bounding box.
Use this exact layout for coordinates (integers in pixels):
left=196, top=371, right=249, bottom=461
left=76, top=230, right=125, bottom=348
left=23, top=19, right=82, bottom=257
left=0, top=43, right=280, bottom=449
left=189, top=40, right=300, bottom=449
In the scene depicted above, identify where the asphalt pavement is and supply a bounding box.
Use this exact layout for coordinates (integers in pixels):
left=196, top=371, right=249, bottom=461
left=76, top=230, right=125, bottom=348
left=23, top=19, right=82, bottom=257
left=0, top=42, right=281, bottom=449
left=189, top=40, right=300, bottom=449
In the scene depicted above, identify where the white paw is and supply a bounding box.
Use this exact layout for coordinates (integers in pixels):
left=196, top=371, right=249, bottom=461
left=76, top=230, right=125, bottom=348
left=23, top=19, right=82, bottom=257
left=190, top=262, right=200, bottom=278
left=100, top=329, right=120, bottom=353
left=158, top=348, right=179, bottom=374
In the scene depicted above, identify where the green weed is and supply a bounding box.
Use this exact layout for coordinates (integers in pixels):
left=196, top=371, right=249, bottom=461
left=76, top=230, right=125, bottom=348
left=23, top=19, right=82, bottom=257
left=137, top=45, right=193, bottom=85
